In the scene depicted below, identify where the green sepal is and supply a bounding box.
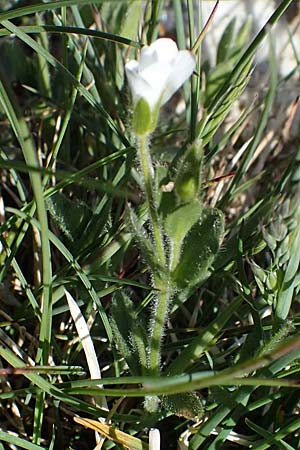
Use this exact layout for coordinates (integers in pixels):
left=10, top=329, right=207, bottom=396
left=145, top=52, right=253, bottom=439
left=150, top=101, right=160, bottom=133
left=132, top=98, right=152, bottom=135
left=161, top=393, right=203, bottom=420
left=171, top=208, right=224, bottom=290
left=132, top=97, right=161, bottom=136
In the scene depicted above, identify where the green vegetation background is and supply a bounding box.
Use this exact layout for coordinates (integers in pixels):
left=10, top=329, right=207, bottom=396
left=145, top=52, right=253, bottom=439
left=0, top=1, right=300, bottom=449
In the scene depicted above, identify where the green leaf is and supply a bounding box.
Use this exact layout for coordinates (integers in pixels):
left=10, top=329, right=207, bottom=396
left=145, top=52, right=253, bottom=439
left=234, top=17, right=252, bottom=53
left=245, top=418, right=295, bottom=450
left=164, top=200, right=202, bottom=245
left=168, top=297, right=243, bottom=375
left=110, top=292, right=139, bottom=374
left=111, top=291, right=135, bottom=342
left=171, top=208, right=224, bottom=291
left=174, top=139, right=203, bottom=204
left=164, top=199, right=202, bottom=273
left=0, top=431, right=47, bottom=450
left=120, top=2, right=143, bottom=40
left=275, top=207, right=300, bottom=324
left=110, top=291, right=147, bottom=375
left=161, top=392, right=203, bottom=420
left=216, top=18, right=236, bottom=64
left=131, top=319, right=148, bottom=374
left=47, top=192, right=91, bottom=241
left=199, top=58, right=253, bottom=144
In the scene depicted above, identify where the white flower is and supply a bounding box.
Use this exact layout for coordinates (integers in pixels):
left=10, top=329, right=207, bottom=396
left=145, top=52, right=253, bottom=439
left=125, top=38, right=196, bottom=111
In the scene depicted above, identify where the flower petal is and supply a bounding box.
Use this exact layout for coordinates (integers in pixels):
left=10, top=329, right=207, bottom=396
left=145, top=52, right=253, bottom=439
left=139, top=45, right=159, bottom=71
left=125, top=39, right=195, bottom=112
left=141, top=61, right=172, bottom=105
left=139, top=39, right=178, bottom=71
left=161, top=51, right=196, bottom=105
left=148, top=38, right=178, bottom=63
left=125, top=59, right=157, bottom=107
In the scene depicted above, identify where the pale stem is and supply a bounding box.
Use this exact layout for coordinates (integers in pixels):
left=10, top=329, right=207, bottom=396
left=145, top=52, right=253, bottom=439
left=137, top=134, right=171, bottom=374
left=137, top=135, right=166, bottom=265
left=148, top=289, right=171, bottom=373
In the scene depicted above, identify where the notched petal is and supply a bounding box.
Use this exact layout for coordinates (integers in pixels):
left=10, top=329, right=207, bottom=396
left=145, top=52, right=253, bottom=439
left=125, top=59, right=139, bottom=73
left=125, top=65, right=155, bottom=106
left=140, top=46, right=159, bottom=70
left=161, top=51, right=196, bottom=105
left=149, top=38, right=178, bottom=63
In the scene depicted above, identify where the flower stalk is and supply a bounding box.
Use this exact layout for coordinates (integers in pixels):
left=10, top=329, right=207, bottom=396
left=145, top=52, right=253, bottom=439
left=148, top=288, right=171, bottom=373
left=125, top=38, right=196, bottom=376
left=137, top=135, right=165, bottom=266
left=137, top=134, right=170, bottom=374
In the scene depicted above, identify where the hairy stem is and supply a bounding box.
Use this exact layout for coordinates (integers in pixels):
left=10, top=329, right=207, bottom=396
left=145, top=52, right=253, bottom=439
left=137, top=135, right=166, bottom=265
left=137, top=135, right=170, bottom=374
left=148, top=288, right=171, bottom=374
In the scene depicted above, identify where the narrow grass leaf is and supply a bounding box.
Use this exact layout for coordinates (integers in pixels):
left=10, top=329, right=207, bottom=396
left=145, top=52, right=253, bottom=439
left=0, top=431, right=47, bottom=450
left=65, top=290, right=107, bottom=409
left=74, top=418, right=149, bottom=450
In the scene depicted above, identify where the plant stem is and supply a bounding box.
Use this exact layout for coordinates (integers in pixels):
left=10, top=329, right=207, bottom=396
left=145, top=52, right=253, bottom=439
left=137, top=135, right=165, bottom=266
left=137, top=135, right=170, bottom=374
left=148, top=288, right=171, bottom=373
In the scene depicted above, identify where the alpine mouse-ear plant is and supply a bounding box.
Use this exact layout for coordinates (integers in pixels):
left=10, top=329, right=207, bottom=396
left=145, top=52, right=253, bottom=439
left=111, top=37, right=223, bottom=415
left=124, top=38, right=196, bottom=376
